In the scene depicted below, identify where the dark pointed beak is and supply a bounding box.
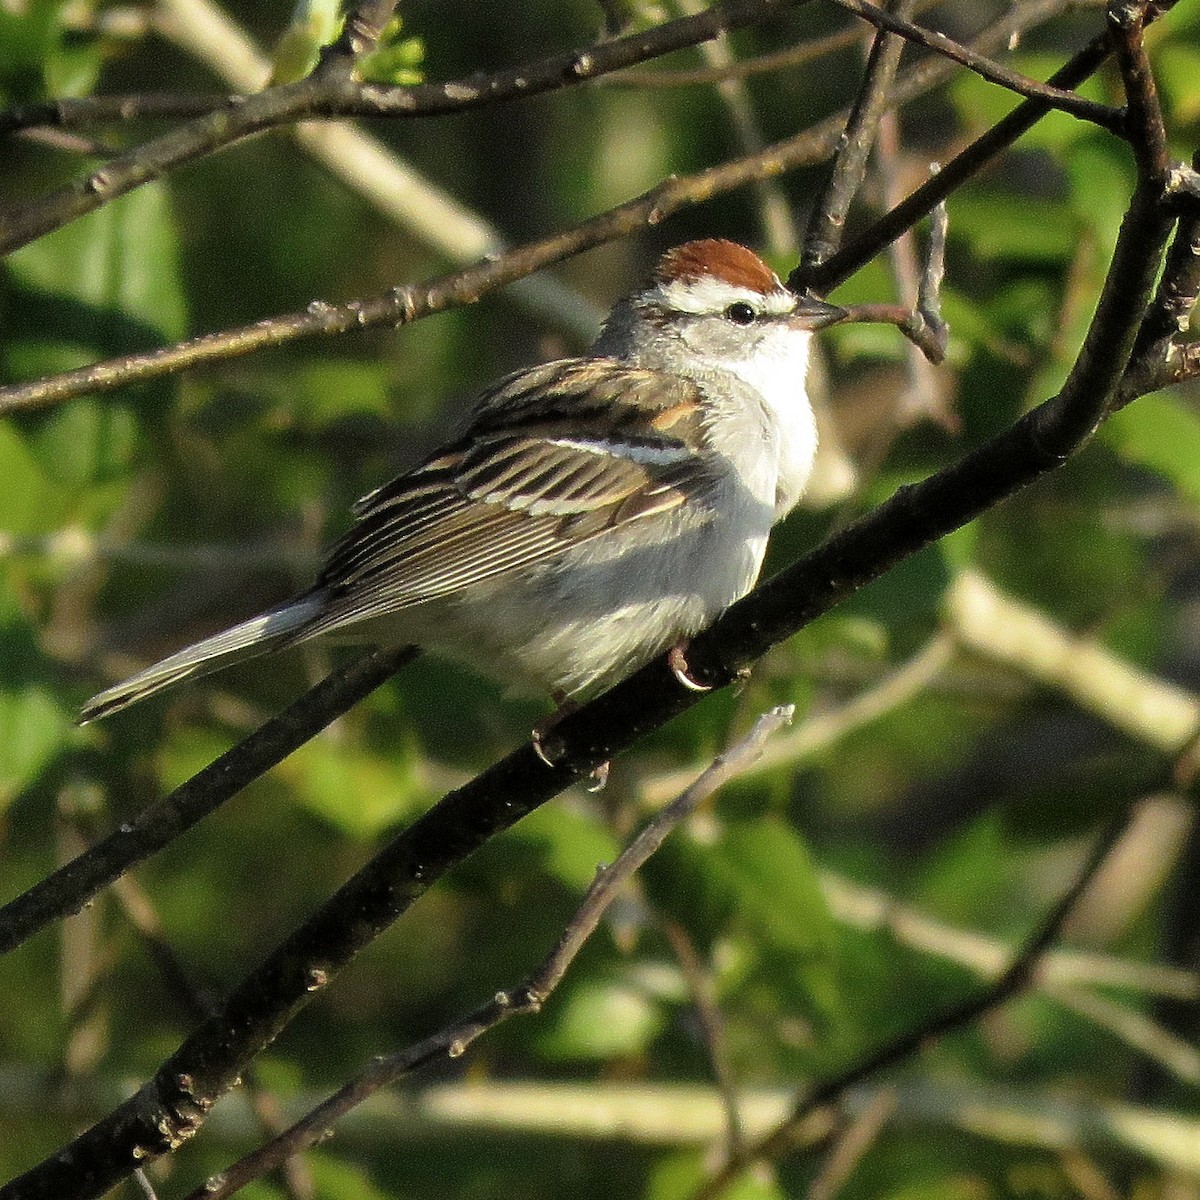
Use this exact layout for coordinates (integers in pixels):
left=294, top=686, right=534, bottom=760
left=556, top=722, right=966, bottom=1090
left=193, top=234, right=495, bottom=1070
left=789, top=296, right=847, bottom=331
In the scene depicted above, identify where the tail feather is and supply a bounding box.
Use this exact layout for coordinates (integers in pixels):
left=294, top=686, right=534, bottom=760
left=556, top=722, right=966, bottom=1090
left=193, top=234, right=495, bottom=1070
left=79, top=597, right=323, bottom=723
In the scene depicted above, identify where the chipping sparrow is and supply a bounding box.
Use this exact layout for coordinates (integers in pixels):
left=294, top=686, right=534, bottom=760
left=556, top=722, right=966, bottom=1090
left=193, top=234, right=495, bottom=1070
left=80, top=240, right=844, bottom=727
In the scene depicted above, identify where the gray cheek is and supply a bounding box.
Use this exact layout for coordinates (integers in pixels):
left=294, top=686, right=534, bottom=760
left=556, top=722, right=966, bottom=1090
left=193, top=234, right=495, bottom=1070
left=679, top=317, right=746, bottom=358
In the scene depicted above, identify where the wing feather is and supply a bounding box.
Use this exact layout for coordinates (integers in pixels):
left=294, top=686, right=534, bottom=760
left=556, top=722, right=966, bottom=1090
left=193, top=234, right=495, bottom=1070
left=302, top=358, right=719, bottom=637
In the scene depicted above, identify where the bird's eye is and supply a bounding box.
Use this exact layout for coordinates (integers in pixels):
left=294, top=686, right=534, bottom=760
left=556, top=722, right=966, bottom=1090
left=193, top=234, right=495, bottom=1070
left=724, top=301, right=757, bottom=325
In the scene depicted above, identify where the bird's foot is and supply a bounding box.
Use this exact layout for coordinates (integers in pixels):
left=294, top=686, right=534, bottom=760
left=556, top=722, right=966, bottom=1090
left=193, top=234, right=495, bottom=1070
left=531, top=694, right=576, bottom=767
left=668, top=639, right=712, bottom=692
left=531, top=693, right=609, bottom=790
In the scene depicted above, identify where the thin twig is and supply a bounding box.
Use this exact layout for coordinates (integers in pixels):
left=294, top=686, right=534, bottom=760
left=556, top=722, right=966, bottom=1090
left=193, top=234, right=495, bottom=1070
left=154, top=0, right=601, bottom=341
left=802, top=0, right=918, bottom=271
left=186, top=708, right=794, bottom=1200
left=800, top=1, right=1178, bottom=293
left=692, top=813, right=1136, bottom=1200
left=831, top=0, right=1123, bottom=132
left=663, top=919, right=746, bottom=1157
left=0, top=645, right=418, bottom=956
left=610, top=23, right=870, bottom=86
left=834, top=301, right=948, bottom=361
left=806, top=1087, right=896, bottom=1200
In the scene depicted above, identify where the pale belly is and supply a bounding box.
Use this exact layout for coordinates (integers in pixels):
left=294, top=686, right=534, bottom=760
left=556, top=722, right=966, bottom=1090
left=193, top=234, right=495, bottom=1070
left=344, top=494, right=774, bottom=699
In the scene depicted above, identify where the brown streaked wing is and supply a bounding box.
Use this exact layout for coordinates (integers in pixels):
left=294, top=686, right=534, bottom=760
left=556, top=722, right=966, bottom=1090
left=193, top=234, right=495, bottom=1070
left=301, top=359, right=716, bottom=635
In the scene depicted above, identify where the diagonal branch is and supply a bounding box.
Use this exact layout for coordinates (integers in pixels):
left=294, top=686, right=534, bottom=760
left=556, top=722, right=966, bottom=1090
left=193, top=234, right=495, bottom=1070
left=830, top=0, right=1124, bottom=132
left=0, top=77, right=1174, bottom=1196
left=801, top=0, right=918, bottom=272
left=691, top=811, right=1137, bottom=1200
left=0, top=0, right=811, bottom=258
left=0, top=0, right=1107, bottom=417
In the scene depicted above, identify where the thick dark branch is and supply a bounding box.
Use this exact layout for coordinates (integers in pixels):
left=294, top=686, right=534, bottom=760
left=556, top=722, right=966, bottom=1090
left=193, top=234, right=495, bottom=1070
left=0, top=647, right=418, bottom=957
left=0, top=107, right=1173, bottom=1197
left=1121, top=188, right=1200, bottom=402
left=1108, top=0, right=1169, bottom=180
left=190, top=708, right=794, bottom=1200
left=0, top=0, right=809, bottom=258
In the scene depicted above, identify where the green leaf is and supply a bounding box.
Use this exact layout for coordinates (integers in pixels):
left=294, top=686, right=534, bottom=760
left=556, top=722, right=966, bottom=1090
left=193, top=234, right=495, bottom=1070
left=647, top=1151, right=785, bottom=1200
left=277, top=730, right=428, bottom=838
left=308, top=1149, right=394, bottom=1200
left=276, top=359, right=394, bottom=427
left=0, top=598, right=71, bottom=811
left=268, top=0, right=343, bottom=86
left=648, top=816, right=842, bottom=1030
left=0, top=421, right=59, bottom=532
left=537, top=976, right=665, bottom=1060
left=0, top=3, right=60, bottom=101
left=949, top=191, right=1075, bottom=262
left=716, top=817, right=838, bottom=966
left=7, top=179, right=186, bottom=349
left=1157, top=43, right=1200, bottom=123
left=1102, top=393, right=1200, bottom=505
left=507, top=802, right=620, bottom=892
left=21, top=399, right=142, bottom=491
left=1066, top=140, right=1133, bottom=249
left=0, top=685, right=70, bottom=811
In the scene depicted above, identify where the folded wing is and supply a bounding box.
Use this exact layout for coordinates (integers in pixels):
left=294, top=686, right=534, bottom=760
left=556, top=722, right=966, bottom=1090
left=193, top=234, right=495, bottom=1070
left=302, top=358, right=718, bottom=636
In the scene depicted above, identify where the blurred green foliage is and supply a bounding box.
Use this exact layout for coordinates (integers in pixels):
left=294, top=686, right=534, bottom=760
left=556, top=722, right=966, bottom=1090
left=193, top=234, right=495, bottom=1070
left=2, top=2, right=1200, bottom=1199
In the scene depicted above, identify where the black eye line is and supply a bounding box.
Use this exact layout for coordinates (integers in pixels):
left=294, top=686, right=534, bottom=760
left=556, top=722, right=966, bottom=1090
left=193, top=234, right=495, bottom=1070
left=724, top=301, right=757, bottom=325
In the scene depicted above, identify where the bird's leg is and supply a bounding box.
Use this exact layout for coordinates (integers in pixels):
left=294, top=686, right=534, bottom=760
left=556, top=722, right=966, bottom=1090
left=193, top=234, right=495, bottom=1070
left=531, top=691, right=576, bottom=767
left=668, top=639, right=713, bottom=692
left=531, top=692, right=609, bottom=790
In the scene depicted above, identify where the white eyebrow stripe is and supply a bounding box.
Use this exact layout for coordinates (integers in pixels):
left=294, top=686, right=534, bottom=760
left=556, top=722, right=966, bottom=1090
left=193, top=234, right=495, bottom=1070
left=545, top=436, right=692, bottom=465
left=653, top=277, right=795, bottom=316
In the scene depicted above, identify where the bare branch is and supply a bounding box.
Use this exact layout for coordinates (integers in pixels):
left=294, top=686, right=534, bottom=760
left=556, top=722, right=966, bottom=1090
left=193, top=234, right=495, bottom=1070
left=609, top=22, right=869, bottom=86
left=692, top=812, right=1135, bottom=1200
left=0, top=0, right=812, bottom=258
left=800, top=3, right=1166, bottom=292
left=831, top=0, right=1124, bottom=131
left=663, top=919, right=746, bottom=1157
left=183, top=709, right=794, bottom=1200
left=806, top=1088, right=896, bottom=1200
left=802, top=0, right=919, bottom=272
left=0, top=646, right=418, bottom=957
